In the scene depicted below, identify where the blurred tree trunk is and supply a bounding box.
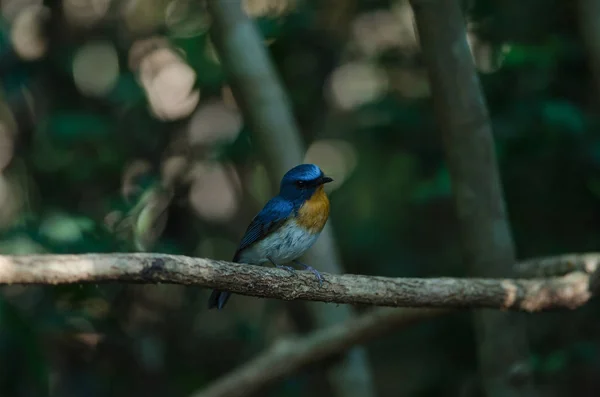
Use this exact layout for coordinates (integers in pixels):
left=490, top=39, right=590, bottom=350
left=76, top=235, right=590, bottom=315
left=409, top=1, right=537, bottom=396
left=206, top=2, right=376, bottom=397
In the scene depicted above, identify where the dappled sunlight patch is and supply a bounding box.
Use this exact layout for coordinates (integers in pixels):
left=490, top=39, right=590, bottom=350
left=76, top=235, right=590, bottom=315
left=189, top=162, right=241, bottom=223
left=10, top=4, right=49, bottom=61
left=0, top=236, right=46, bottom=255
left=72, top=332, right=105, bottom=348
left=326, top=61, right=389, bottom=111
left=121, top=0, right=163, bottom=33
left=304, top=139, right=358, bottom=193
left=129, top=37, right=200, bottom=121
left=165, top=0, right=211, bottom=38
left=352, top=3, right=418, bottom=58
left=242, top=0, right=297, bottom=18
left=467, top=24, right=504, bottom=74
left=73, top=41, right=120, bottom=97
left=143, top=59, right=200, bottom=120
left=63, top=0, right=111, bottom=27
left=188, top=100, right=243, bottom=146
left=1, top=0, right=42, bottom=21
left=39, top=212, right=94, bottom=243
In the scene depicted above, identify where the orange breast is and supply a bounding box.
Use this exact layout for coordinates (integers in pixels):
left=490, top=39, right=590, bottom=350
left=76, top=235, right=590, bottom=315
left=296, top=186, right=330, bottom=233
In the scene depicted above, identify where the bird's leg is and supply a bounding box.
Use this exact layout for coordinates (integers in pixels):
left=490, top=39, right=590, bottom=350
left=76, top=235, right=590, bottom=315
left=268, top=257, right=296, bottom=274
left=293, top=260, right=324, bottom=287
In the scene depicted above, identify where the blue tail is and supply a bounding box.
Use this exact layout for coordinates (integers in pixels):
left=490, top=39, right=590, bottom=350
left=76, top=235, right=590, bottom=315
left=208, top=289, right=231, bottom=310
left=208, top=251, right=242, bottom=310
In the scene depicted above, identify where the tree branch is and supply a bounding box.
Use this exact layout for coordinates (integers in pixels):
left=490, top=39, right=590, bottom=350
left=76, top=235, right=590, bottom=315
left=2, top=252, right=596, bottom=397
left=0, top=253, right=594, bottom=311
left=187, top=251, right=600, bottom=397
left=192, top=308, right=447, bottom=397
left=516, top=252, right=600, bottom=277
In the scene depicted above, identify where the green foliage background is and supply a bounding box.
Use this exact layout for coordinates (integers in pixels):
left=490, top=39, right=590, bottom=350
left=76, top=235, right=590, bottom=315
left=0, top=0, right=599, bottom=396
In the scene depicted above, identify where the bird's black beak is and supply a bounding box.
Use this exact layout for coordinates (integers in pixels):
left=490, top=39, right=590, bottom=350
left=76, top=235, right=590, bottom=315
left=319, top=176, right=334, bottom=185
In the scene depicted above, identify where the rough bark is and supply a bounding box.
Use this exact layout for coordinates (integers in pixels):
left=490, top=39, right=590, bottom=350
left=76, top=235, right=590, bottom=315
left=410, top=0, right=538, bottom=395
left=206, top=2, right=375, bottom=396
left=0, top=253, right=594, bottom=310
left=1, top=251, right=596, bottom=397
left=190, top=252, right=600, bottom=397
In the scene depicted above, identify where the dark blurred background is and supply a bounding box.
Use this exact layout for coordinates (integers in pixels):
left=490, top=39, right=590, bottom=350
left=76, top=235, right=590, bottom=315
left=0, top=0, right=599, bottom=396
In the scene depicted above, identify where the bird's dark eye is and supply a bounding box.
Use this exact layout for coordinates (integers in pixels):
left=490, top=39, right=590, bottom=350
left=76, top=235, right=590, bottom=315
left=296, top=180, right=305, bottom=188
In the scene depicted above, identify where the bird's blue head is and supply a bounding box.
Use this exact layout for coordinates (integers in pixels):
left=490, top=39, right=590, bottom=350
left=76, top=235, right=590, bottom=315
left=278, top=164, right=333, bottom=204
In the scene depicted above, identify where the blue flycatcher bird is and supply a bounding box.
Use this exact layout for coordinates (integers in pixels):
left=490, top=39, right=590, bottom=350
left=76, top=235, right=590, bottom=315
left=208, top=163, right=333, bottom=310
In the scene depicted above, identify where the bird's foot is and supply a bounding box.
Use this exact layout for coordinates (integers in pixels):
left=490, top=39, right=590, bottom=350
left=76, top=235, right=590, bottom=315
left=293, top=260, right=324, bottom=287
left=268, top=257, right=297, bottom=276
left=276, top=264, right=297, bottom=274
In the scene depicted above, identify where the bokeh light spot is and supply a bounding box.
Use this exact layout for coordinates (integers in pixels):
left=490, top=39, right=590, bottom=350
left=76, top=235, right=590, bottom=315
left=189, top=162, right=241, bottom=223
left=73, top=41, right=120, bottom=97
left=242, top=0, right=296, bottom=18
left=165, top=0, right=211, bottom=38
left=2, top=0, right=42, bottom=21
left=134, top=45, right=200, bottom=121
left=63, top=0, right=111, bottom=27
left=10, top=4, right=49, bottom=61
left=352, top=6, right=417, bottom=57
left=39, top=213, right=85, bottom=243
left=327, top=62, right=389, bottom=111
left=188, top=100, right=243, bottom=146
left=304, top=139, right=358, bottom=192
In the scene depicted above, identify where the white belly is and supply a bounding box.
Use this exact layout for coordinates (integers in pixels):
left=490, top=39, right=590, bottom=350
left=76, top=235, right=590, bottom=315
left=238, top=220, right=320, bottom=265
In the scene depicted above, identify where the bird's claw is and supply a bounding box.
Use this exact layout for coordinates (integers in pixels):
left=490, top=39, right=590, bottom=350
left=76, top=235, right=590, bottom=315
left=276, top=264, right=297, bottom=275
left=293, top=260, right=324, bottom=287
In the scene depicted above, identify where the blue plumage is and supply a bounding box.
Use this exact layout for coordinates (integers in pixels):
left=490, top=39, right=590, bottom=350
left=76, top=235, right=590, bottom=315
left=234, top=196, right=294, bottom=258
left=208, top=164, right=333, bottom=310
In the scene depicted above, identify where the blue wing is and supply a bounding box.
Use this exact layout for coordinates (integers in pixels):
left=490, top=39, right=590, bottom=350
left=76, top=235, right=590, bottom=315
left=233, top=196, right=294, bottom=261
